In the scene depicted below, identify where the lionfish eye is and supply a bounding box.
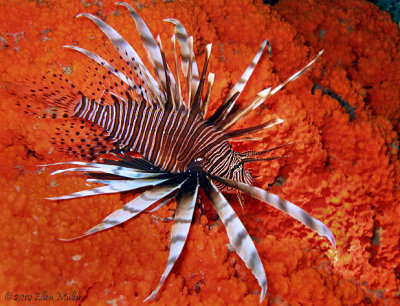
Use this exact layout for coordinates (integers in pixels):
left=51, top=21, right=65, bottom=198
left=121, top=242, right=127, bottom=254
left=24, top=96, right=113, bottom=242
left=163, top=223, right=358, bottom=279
left=232, top=163, right=241, bottom=171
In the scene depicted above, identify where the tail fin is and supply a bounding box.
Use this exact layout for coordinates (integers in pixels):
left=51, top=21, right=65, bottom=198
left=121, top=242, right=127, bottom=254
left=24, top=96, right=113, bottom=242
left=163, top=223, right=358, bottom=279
left=2, top=73, right=114, bottom=160
left=2, top=72, right=81, bottom=119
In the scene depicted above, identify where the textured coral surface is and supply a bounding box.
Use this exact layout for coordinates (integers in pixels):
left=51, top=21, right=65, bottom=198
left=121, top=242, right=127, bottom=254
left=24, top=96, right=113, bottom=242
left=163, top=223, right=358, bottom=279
left=0, top=0, right=399, bottom=304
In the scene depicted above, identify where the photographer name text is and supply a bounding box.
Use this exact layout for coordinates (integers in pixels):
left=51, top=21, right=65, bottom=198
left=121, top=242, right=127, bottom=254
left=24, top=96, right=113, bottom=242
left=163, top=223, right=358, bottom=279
left=4, top=290, right=82, bottom=302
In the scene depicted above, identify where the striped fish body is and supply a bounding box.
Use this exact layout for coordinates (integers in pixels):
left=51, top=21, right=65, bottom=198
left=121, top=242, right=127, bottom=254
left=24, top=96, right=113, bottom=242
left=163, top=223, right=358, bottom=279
left=75, top=96, right=233, bottom=176
left=4, top=2, right=336, bottom=302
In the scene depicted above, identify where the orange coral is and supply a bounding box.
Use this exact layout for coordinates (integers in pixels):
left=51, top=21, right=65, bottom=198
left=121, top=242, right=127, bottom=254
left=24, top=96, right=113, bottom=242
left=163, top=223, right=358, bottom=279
left=0, top=0, right=399, bottom=304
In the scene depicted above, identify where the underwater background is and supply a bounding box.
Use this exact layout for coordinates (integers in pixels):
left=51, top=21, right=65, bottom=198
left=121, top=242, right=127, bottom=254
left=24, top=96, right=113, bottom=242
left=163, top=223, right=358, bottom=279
left=0, top=0, right=399, bottom=304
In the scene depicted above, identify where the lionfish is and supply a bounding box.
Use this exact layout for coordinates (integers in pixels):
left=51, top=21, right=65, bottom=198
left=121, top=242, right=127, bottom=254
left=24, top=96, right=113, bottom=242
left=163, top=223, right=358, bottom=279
left=6, top=2, right=336, bottom=302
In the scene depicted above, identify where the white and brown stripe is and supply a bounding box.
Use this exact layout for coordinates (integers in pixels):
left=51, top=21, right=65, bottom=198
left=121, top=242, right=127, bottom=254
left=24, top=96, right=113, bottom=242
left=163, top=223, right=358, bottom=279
left=73, top=96, right=237, bottom=178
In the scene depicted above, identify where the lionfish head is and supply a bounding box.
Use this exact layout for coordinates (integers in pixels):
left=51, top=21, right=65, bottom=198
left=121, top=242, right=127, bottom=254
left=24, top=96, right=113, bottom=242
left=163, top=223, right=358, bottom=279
left=229, top=152, right=254, bottom=186
left=187, top=151, right=253, bottom=187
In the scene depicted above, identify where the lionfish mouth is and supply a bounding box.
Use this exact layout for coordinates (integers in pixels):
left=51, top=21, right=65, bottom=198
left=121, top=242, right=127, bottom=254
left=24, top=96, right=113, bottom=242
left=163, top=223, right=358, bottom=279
left=8, top=1, right=336, bottom=303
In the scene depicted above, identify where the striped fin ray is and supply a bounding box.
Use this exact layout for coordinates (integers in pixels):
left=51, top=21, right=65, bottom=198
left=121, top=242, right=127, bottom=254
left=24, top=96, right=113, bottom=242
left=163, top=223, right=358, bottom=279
left=210, top=174, right=336, bottom=248
left=117, top=2, right=177, bottom=104
left=268, top=50, right=324, bottom=97
left=240, top=142, right=292, bottom=158
left=209, top=40, right=271, bottom=125
left=226, top=118, right=284, bottom=139
left=201, top=73, right=215, bottom=119
left=42, top=160, right=145, bottom=171
left=229, top=136, right=262, bottom=143
left=164, top=18, right=200, bottom=105
left=49, top=167, right=163, bottom=179
left=220, top=87, right=271, bottom=131
left=144, top=175, right=198, bottom=302
left=221, top=50, right=324, bottom=130
left=186, top=36, right=194, bottom=109
left=59, top=175, right=187, bottom=241
left=146, top=190, right=178, bottom=213
left=201, top=177, right=267, bottom=303
left=190, top=43, right=212, bottom=117
left=156, top=36, right=175, bottom=110
left=44, top=161, right=165, bottom=179
left=171, top=34, right=183, bottom=110
left=76, top=13, right=162, bottom=104
left=105, top=155, right=162, bottom=172
left=47, top=177, right=170, bottom=200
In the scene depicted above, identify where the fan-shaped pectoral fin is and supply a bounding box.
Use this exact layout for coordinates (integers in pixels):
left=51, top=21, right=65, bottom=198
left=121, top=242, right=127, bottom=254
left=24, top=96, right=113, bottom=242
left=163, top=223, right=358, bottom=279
left=59, top=176, right=187, bottom=241
left=210, top=175, right=336, bottom=249
left=144, top=175, right=198, bottom=302
left=201, top=176, right=267, bottom=303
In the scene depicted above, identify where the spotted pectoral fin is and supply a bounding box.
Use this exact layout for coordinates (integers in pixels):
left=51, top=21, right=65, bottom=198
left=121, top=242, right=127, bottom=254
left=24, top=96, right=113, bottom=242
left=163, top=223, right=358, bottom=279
left=144, top=175, right=198, bottom=302
left=201, top=177, right=267, bottom=303
left=210, top=175, right=336, bottom=249
left=59, top=175, right=187, bottom=241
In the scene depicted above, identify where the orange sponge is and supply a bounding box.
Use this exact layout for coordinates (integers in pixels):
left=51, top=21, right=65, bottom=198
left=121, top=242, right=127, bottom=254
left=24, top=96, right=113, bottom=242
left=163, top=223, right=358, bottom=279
left=1, top=0, right=399, bottom=304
